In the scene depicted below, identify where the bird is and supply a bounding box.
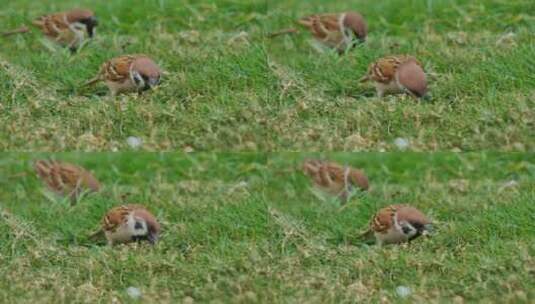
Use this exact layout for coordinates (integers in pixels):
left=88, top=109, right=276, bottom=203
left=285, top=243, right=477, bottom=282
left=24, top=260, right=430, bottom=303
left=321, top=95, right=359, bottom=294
left=84, top=54, right=162, bottom=96
left=2, top=9, right=98, bottom=53
left=297, top=12, right=367, bottom=54
left=302, top=159, right=369, bottom=203
left=359, top=55, right=428, bottom=98
left=98, top=204, right=161, bottom=246
left=33, top=159, right=101, bottom=204
left=360, top=204, right=433, bottom=246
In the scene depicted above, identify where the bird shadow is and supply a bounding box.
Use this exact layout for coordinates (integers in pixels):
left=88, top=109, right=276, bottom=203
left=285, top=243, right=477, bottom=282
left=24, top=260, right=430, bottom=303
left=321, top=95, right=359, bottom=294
left=54, top=234, right=106, bottom=248
left=325, top=86, right=375, bottom=100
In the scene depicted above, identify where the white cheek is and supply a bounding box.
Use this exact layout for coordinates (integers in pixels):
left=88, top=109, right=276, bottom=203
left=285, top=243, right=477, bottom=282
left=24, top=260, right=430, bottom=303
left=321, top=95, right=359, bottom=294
left=132, top=217, right=148, bottom=236
left=106, top=215, right=137, bottom=244
left=130, top=72, right=145, bottom=88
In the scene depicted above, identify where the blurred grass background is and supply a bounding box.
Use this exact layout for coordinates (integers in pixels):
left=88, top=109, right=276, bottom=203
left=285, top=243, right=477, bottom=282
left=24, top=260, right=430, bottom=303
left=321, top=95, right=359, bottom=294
left=0, top=152, right=534, bottom=302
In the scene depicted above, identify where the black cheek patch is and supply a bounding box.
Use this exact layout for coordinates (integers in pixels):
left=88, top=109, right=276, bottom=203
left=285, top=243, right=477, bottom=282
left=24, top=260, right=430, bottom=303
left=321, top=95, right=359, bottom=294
left=402, top=226, right=413, bottom=234
left=141, top=76, right=151, bottom=91
left=134, top=221, right=143, bottom=230
left=411, top=222, right=425, bottom=232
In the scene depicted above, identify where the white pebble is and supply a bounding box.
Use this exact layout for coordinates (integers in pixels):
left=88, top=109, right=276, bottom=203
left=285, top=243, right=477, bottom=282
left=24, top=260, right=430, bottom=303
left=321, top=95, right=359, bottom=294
left=126, top=136, right=143, bottom=149
left=394, top=137, right=410, bottom=150
left=396, top=286, right=412, bottom=298
left=126, top=286, right=142, bottom=299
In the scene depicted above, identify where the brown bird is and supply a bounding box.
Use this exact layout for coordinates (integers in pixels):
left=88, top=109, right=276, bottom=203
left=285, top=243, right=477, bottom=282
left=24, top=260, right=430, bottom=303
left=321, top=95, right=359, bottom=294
left=297, top=12, right=367, bottom=54
left=33, top=160, right=101, bottom=204
left=302, top=159, right=369, bottom=203
left=360, top=204, right=433, bottom=246
left=360, top=55, right=428, bottom=98
left=85, top=54, right=162, bottom=96
left=2, top=9, right=98, bottom=52
left=98, top=204, right=161, bottom=246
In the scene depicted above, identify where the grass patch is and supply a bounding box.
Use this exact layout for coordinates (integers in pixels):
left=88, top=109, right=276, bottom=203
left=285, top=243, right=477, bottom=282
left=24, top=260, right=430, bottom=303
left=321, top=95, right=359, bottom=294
left=265, top=0, right=535, bottom=151
left=0, top=153, right=534, bottom=302
left=1, top=0, right=534, bottom=150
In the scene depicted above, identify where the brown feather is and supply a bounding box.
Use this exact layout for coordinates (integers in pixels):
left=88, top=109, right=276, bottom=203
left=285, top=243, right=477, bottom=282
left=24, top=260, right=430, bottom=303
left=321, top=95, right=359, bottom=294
left=34, top=160, right=101, bottom=203
left=343, top=12, right=367, bottom=41
left=102, top=205, right=132, bottom=232
left=133, top=208, right=161, bottom=235
left=131, top=56, right=161, bottom=79
left=395, top=205, right=431, bottom=226
left=303, top=159, right=369, bottom=203
left=65, top=9, right=95, bottom=23
left=1, top=26, right=30, bottom=37
left=101, top=204, right=161, bottom=245
left=365, top=56, right=406, bottom=83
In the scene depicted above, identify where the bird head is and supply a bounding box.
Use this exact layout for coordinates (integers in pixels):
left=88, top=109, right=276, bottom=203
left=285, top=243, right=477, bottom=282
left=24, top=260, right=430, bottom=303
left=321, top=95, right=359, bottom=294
left=67, top=9, right=98, bottom=38
left=342, top=12, right=367, bottom=43
left=131, top=57, right=162, bottom=91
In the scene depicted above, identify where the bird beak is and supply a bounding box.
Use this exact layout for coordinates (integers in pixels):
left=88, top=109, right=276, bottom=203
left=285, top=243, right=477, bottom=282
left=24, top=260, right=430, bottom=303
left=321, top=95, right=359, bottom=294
left=422, top=224, right=434, bottom=236
left=149, top=77, right=160, bottom=87
left=147, top=233, right=158, bottom=245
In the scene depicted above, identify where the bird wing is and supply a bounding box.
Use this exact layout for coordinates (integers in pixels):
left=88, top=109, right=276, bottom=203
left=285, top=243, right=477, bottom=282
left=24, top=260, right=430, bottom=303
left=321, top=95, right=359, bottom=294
left=348, top=169, right=369, bottom=191
left=34, top=160, right=69, bottom=193
left=102, top=205, right=131, bottom=232
left=103, top=55, right=136, bottom=82
left=33, top=13, right=69, bottom=37
left=372, top=205, right=397, bottom=233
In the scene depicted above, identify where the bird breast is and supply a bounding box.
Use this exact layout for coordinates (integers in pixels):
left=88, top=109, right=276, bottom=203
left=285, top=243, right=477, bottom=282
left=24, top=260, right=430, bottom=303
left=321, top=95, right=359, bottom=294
left=375, top=79, right=405, bottom=94
left=375, top=226, right=409, bottom=244
left=105, top=77, right=136, bottom=94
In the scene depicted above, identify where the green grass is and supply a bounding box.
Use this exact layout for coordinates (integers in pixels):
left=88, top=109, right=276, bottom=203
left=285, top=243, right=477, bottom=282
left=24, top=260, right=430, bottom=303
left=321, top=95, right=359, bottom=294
left=0, top=0, right=268, bottom=151
left=1, top=153, right=534, bottom=302
left=266, top=0, right=535, bottom=151
left=1, top=0, right=534, bottom=150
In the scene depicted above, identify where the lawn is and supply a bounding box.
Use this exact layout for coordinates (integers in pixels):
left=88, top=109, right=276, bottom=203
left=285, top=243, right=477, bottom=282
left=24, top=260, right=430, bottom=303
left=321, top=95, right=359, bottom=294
left=1, top=0, right=534, bottom=151
left=0, top=153, right=534, bottom=302
left=265, top=0, right=535, bottom=151
left=0, top=0, right=267, bottom=151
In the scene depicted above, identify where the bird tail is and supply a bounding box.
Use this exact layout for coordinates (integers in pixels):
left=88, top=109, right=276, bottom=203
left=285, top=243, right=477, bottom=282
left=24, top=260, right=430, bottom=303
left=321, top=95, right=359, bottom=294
left=83, top=76, right=101, bottom=87
left=2, top=26, right=30, bottom=37
left=357, top=227, right=374, bottom=240
left=88, top=229, right=104, bottom=241
left=267, top=28, right=299, bottom=38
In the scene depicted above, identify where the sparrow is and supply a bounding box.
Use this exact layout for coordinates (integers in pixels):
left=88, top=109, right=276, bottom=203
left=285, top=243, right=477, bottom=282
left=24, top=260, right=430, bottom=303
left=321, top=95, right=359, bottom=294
left=84, top=54, right=162, bottom=96
left=2, top=9, right=98, bottom=52
left=297, top=12, right=367, bottom=54
left=33, top=159, right=101, bottom=204
left=99, top=204, right=161, bottom=246
left=359, top=55, right=428, bottom=98
left=302, top=159, right=369, bottom=203
left=360, top=204, right=433, bottom=246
